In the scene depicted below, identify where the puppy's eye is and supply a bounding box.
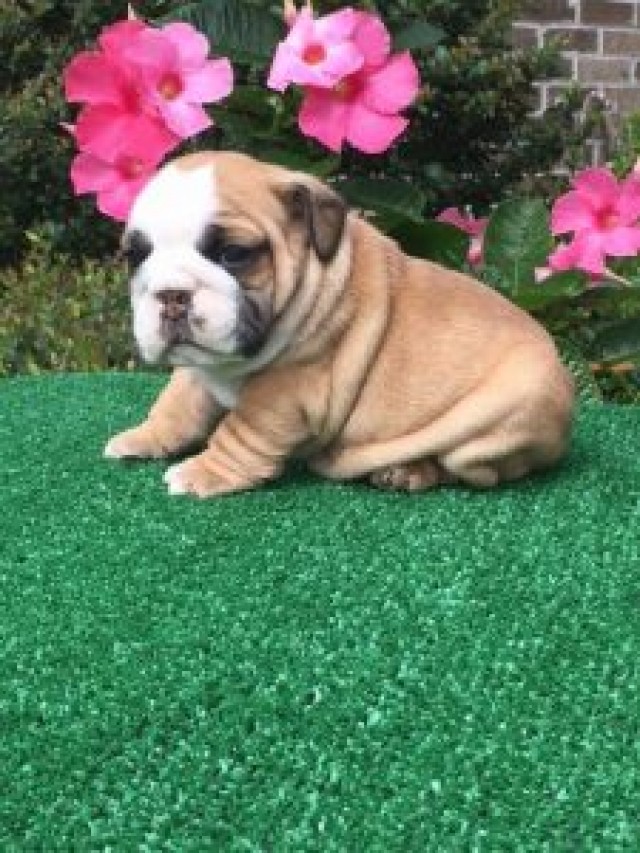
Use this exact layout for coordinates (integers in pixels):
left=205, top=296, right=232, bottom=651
left=218, top=244, right=257, bottom=269
left=121, top=231, right=152, bottom=270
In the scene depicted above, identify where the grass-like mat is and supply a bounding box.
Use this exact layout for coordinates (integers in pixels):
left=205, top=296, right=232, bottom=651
left=1, top=372, right=640, bottom=850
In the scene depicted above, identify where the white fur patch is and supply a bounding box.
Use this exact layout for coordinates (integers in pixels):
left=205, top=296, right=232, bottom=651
left=128, top=163, right=217, bottom=248
left=164, top=462, right=190, bottom=495
left=125, top=161, right=243, bottom=366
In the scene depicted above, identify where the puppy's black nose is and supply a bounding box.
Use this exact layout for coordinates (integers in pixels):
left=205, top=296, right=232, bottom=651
left=156, top=289, right=192, bottom=322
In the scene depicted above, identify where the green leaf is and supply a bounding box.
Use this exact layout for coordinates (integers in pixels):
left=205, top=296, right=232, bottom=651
left=578, top=285, right=640, bottom=319
left=483, top=198, right=553, bottom=291
left=587, top=317, right=640, bottom=365
left=169, top=0, right=283, bottom=66
left=258, top=147, right=340, bottom=178
left=393, top=20, right=446, bottom=52
left=337, top=177, right=427, bottom=231
left=511, top=271, right=586, bottom=312
left=390, top=219, right=469, bottom=270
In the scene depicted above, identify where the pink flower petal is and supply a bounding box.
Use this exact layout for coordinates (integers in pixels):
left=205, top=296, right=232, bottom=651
left=550, top=190, right=597, bottom=236
left=361, top=52, right=420, bottom=114
left=572, top=167, right=619, bottom=210
left=469, top=217, right=489, bottom=237
left=70, top=152, right=119, bottom=194
left=271, top=44, right=361, bottom=90
left=98, top=178, right=149, bottom=221
left=182, top=58, right=233, bottom=103
left=549, top=234, right=606, bottom=277
left=267, top=13, right=362, bottom=92
left=75, top=106, right=178, bottom=162
left=616, top=174, right=640, bottom=225
left=352, top=12, right=391, bottom=68
left=468, top=235, right=484, bottom=266
left=535, top=266, right=553, bottom=283
left=298, top=88, right=350, bottom=152
left=436, top=207, right=472, bottom=232
left=63, top=51, right=125, bottom=105
left=157, top=99, right=212, bottom=138
left=319, top=42, right=364, bottom=84
left=162, top=22, right=210, bottom=68
left=286, top=8, right=317, bottom=52
left=315, top=8, right=358, bottom=41
left=267, top=44, right=302, bottom=92
left=98, top=19, right=147, bottom=56
left=120, top=27, right=176, bottom=72
left=346, top=102, right=408, bottom=154
left=600, top=225, right=640, bottom=257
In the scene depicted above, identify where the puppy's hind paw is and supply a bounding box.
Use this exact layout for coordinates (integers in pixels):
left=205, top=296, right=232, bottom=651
left=369, top=459, right=449, bottom=492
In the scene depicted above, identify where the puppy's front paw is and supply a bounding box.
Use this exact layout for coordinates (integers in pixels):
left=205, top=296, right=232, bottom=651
left=164, top=457, right=236, bottom=498
left=104, top=425, right=167, bottom=460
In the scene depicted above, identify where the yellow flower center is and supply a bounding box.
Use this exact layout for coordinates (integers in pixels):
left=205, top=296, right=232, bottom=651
left=302, top=43, right=327, bottom=65
left=159, top=74, right=182, bottom=100
left=121, top=157, right=144, bottom=179
left=334, top=78, right=356, bottom=100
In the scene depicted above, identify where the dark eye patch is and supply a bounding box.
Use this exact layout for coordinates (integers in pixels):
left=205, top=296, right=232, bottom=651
left=121, top=230, right=152, bottom=271
left=197, top=224, right=269, bottom=272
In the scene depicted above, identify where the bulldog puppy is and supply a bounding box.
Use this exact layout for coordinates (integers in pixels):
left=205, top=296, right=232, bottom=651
left=104, top=151, right=574, bottom=496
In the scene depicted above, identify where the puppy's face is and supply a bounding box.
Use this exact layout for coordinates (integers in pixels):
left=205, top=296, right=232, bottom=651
left=122, top=152, right=346, bottom=369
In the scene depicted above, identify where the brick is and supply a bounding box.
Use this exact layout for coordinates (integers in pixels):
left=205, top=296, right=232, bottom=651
left=531, top=83, right=546, bottom=113
left=511, top=25, right=540, bottom=48
left=547, top=83, right=594, bottom=106
left=518, top=0, right=575, bottom=23
left=603, top=29, right=640, bottom=53
left=547, top=54, right=575, bottom=78
left=603, top=86, right=640, bottom=112
left=544, top=26, right=599, bottom=51
left=580, top=0, right=634, bottom=25
left=577, top=55, right=633, bottom=82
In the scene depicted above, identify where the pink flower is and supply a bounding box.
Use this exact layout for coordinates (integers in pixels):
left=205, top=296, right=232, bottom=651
left=70, top=115, right=176, bottom=221
left=65, top=19, right=233, bottom=142
left=64, top=15, right=234, bottom=220
left=534, top=266, right=553, bottom=283
left=267, top=6, right=363, bottom=92
left=436, top=207, right=488, bottom=266
left=120, top=22, right=234, bottom=138
left=549, top=167, right=640, bottom=276
left=297, top=11, right=420, bottom=154
left=64, top=21, right=148, bottom=113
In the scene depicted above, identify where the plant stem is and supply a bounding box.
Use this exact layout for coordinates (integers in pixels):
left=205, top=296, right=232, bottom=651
left=603, top=268, right=633, bottom=287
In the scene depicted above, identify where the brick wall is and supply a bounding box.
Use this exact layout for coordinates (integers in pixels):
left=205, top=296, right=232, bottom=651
left=514, top=0, right=640, bottom=125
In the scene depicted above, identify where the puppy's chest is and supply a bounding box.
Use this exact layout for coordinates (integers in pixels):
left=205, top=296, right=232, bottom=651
left=194, top=368, right=244, bottom=408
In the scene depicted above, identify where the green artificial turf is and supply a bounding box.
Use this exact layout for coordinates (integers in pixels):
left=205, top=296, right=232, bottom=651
left=1, top=372, right=640, bottom=851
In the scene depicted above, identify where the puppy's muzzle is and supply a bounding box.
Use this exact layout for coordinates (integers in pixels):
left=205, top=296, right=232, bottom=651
left=157, top=289, right=193, bottom=345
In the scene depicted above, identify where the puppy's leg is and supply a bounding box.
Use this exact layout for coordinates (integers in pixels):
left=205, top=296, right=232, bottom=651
left=164, top=394, right=310, bottom=498
left=439, top=434, right=535, bottom=489
left=369, top=459, right=455, bottom=492
left=104, top=369, right=221, bottom=460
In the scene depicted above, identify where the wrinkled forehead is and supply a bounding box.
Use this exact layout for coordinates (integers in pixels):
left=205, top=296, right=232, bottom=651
left=126, top=156, right=286, bottom=247
left=127, top=163, right=218, bottom=247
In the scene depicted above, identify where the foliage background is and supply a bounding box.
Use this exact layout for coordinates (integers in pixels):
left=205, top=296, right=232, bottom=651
left=2, top=0, right=639, bottom=400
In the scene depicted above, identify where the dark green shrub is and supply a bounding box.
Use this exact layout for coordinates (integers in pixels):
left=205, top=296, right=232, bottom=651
left=0, top=0, right=171, bottom=266
left=0, top=236, right=133, bottom=375
left=1, top=0, right=588, bottom=267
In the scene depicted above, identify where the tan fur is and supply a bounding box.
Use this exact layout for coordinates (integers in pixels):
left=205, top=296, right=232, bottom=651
left=106, top=152, right=574, bottom=497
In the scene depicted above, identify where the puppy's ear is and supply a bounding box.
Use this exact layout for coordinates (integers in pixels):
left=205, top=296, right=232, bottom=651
left=281, top=181, right=347, bottom=263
